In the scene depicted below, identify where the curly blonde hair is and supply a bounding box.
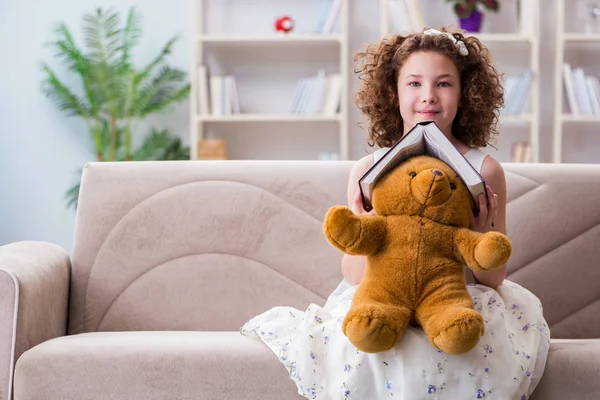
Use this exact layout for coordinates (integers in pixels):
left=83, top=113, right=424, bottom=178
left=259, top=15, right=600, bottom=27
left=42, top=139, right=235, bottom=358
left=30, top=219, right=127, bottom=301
left=354, top=27, right=504, bottom=149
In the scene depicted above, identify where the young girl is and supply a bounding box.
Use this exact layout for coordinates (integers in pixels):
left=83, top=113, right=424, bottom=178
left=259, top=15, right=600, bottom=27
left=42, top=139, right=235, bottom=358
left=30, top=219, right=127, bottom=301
left=241, top=27, right=550, bottom=399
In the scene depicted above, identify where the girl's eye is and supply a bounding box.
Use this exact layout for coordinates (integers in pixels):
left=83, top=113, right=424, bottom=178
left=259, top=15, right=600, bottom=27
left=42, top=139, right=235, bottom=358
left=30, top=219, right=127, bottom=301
left=438, top=81, right=450, bottom=87
left=409, top=172, right=417, bottom=178
left=450, top=182, right=456, bottom=190
left=409, top=82, right=420, bottom=87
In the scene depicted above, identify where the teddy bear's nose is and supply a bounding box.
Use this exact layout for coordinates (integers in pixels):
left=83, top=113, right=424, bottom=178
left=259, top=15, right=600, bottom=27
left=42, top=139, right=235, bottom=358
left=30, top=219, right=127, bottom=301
left=432, top=169, right=443, bottom=176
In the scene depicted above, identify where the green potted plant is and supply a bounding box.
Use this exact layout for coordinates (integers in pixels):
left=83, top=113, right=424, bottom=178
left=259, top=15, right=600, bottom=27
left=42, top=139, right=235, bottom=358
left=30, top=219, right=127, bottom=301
left=41, top=7, right=191, bottom=209
left=446, top=0, right=500, bottom=32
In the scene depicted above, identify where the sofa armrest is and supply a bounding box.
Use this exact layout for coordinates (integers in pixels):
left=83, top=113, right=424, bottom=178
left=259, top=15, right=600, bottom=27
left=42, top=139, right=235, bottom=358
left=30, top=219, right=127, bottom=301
left=0, top=241, right=70, bottom=400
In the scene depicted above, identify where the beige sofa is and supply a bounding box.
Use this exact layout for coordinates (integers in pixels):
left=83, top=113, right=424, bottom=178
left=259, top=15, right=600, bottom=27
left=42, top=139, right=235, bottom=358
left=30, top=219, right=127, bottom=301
left=1, top=160, right=600, bottom=400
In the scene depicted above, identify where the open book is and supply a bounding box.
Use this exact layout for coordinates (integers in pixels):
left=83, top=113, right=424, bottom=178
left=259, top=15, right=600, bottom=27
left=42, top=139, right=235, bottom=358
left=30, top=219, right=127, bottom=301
left=359, top=121, right=488, bottom=212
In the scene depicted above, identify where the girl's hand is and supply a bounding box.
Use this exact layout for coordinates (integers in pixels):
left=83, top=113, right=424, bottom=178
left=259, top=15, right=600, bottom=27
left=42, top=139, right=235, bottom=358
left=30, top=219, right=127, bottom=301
left=352, top=190, right=375, bottom=216
left=470, top=185, right=498, bottom=233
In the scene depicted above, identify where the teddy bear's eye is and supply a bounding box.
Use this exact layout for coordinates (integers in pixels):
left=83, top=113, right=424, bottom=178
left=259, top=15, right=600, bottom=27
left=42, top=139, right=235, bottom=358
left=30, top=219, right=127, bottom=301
left=450, top=182, right=456, bottom=190
left=409, top=172, right=417, bottom=178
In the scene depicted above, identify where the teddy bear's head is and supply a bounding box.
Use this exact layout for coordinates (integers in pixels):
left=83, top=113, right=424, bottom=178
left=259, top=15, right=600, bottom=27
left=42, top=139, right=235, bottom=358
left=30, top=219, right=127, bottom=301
left=371, top=155, right=473, bottom=227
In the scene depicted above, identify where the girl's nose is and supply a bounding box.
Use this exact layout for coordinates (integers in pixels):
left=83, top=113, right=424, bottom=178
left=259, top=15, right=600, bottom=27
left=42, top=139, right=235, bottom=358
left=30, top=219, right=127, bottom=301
left=421, top=89, right=437, bottom=103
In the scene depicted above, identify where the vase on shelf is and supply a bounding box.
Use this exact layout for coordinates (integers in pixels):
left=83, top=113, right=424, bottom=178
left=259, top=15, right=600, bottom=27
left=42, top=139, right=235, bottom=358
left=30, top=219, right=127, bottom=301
left=459, top=9, right=484, bottom=33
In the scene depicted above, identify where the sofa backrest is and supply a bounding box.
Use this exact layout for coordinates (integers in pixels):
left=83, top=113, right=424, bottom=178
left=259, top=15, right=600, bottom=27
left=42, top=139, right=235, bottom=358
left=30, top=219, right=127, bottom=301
left=69, top=160, right=600, bottom=339
left=69, top=160, right=350, bottom=335
left=502, top=163, right=600, bottom=338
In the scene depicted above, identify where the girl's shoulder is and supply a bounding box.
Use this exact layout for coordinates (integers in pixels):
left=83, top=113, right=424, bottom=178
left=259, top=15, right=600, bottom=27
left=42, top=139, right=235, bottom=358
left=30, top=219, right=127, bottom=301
left=479, top=153, right=506, bottom=186
left=464, top=148, right=488, bottom=174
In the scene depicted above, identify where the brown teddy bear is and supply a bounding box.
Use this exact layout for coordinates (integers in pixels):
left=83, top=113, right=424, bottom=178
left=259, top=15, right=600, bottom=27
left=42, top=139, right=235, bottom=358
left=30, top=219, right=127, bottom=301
left=323, top=155, right=512, bottom=355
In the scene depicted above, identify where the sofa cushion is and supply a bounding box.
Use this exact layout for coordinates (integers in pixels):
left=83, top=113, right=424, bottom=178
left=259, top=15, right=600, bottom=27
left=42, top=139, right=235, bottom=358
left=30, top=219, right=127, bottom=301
left=530, top=339, right=600, bottom=400
left=69, top=161, right=350, bottom=335
left=14, top=332, right=600, bottom=400
left=13, top=331, right=303, bottom=400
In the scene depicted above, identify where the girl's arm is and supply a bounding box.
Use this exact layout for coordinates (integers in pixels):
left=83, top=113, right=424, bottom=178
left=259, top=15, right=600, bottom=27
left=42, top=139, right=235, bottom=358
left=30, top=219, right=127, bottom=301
left=340, top=154, right=374, bottom=285
left=470, top=156, right=508, bottom=288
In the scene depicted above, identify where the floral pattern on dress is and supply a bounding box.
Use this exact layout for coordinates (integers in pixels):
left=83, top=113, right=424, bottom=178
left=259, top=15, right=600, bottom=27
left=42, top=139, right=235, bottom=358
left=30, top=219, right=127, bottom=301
left=241, top=280, right=550, bottom=400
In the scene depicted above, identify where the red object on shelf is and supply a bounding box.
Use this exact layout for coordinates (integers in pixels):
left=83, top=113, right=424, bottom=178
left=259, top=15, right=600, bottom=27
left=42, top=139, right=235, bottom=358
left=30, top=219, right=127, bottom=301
left=274, top=16, right=294, bottom=33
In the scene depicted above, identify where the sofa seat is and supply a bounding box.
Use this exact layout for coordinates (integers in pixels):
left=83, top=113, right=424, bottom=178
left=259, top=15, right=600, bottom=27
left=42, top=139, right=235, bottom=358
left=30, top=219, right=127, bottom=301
left=14, top=332, right=600, bottom=400
left=13, top=331, right=303, bottom=400
left=530, top=339, right=600, bottom=400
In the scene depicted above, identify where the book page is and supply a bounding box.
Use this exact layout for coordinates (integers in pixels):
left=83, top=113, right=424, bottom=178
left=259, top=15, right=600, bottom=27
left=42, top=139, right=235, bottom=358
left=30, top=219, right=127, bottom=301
left=424, top=130, right=481, bottom=185
left=361, top=128, right=424, bottom=185
left=382, top=140, right=425, bottom=176
left=425, top=140, right=465, bottom=179
left=422, top=123, right=487, bottom=207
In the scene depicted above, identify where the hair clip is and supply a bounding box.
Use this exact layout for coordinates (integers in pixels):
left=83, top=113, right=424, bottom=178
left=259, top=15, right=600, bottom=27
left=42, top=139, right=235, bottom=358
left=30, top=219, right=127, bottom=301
left=423, top=28, right=469, bottom=57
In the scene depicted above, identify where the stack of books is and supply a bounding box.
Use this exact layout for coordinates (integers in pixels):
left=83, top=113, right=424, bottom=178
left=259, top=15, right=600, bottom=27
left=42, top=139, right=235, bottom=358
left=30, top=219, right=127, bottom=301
left=562, top=62, right=600, bottom=115
left=289, top=70, right=343, bottom=115
left=502, top=70, right=533, bottom=116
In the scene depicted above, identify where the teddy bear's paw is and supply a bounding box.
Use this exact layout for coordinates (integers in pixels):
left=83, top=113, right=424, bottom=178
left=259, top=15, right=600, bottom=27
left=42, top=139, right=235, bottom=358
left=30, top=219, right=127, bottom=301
left=342, top=307, right=406, bottom=353
left=431, top=308, right=484, bottom=355
left=324, top=206, right=361, bottom=251
left=474, top=232, right=512, bottom=270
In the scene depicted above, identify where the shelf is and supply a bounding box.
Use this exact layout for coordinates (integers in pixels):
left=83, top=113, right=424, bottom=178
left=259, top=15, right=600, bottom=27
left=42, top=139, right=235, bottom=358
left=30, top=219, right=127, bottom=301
left=196, top=114, right=342, bottom=123
left=465, top=33, right=536, bottom=43
left=500, top=114, right=534, bottom=124
left=197, top=34, right=344, bottom=46
left=561, top=114, right=600, bottom=123
left=563, top=33, right=600, bottom=42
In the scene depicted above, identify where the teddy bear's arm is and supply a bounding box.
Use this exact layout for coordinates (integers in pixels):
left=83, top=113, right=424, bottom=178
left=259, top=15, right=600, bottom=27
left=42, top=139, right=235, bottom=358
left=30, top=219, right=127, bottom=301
left=323, top=206, right=387, bottom=256
left=453, top=228, right=512, bottom=272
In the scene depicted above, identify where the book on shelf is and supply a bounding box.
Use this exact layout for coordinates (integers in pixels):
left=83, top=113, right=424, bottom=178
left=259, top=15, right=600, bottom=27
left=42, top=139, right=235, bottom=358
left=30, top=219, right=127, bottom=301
left=197, top=66, right=210, bottom=115
left=289, top=70, right=343, bottom=115
left=502, top=70, right=533, bottom=116
left=511, top=141, right=532, bottom=163
left=562, top=62, right=600, bottom=116
left=312, top=0, right=343, bottom=34
left=196, top=65, right=241, bottom=116
left=209, top=75, right=240, bottom=116
left=359, top=121, right=487, bottom=212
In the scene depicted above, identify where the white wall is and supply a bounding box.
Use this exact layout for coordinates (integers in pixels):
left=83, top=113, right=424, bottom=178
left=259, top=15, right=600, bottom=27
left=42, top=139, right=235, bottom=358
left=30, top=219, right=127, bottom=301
left=0, top=0, right=191, bottom=252
left=0, top=0, right=560, bottom=252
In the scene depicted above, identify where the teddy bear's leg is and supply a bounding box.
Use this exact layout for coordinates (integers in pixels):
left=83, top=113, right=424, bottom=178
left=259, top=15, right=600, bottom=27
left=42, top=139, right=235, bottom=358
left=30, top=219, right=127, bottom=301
left=342, top=302, right=412, bottom=353
left=416, top=289, right=483, bottom=355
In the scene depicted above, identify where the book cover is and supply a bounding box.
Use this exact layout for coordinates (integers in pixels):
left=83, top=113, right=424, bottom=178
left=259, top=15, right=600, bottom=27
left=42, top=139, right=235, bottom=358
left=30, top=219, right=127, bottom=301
left=359, top=121, right=488, bottom=213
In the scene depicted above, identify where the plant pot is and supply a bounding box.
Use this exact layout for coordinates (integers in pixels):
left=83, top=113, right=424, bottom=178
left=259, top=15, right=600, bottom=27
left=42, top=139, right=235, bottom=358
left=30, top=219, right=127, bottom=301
left=459, top=9, right=484, bottom=33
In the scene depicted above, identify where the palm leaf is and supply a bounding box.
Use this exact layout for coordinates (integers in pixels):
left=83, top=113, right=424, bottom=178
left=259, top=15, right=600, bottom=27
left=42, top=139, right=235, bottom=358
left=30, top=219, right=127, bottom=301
left=161, top=136, right=190, bottom=160
left=134, top=37, right=176, bottom=86
left=132, top=128, right=189, bottom=161
left=119, top=7, right=142, bottom=70
left=141, top=84, right=190, bottom=116
left=132, top=66, right=189, bottom=116
left=83, top=8, right=122, bottom=65
left=41, top=64, right=91, bottom=117
left=119, top=69, right=137, bottom=118
left=48, top=24, right=99, bottom=117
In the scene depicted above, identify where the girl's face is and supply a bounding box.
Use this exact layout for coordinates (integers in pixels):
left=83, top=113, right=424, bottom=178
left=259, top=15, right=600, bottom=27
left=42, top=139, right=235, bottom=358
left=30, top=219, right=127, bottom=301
left=397, top=51, right=461, bottom=138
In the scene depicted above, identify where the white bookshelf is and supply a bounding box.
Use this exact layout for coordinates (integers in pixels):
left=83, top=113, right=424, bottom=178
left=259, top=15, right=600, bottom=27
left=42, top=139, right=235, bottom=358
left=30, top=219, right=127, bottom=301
left=378, top=0, right=541, bottom=163
left=552, top=0, right=600, bottom=163
left=197, top=34, right=344, bottom=45
left=190, top=0, right=350, bottom=160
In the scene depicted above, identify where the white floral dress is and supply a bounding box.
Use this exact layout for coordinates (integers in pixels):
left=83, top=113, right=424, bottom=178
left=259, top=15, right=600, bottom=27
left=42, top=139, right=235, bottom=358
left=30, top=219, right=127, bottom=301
left=240, top=149, right=551, bottom=400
